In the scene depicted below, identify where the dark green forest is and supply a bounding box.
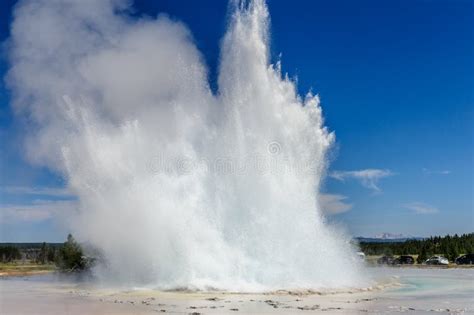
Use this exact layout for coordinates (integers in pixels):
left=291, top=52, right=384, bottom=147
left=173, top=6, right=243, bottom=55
left=359, top=233, right=474, bottom=262
left=0, top=246, right=21, bottom=262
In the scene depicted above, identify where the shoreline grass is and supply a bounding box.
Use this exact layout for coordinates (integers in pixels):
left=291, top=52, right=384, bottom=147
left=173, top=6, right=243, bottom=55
left=0, top=262, right=57, bottom=277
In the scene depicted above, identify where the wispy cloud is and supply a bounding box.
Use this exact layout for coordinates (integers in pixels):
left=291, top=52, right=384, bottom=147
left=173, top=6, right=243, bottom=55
left=422, top=168, right=451, bottom=175
left=404, top=202, right=439, bottom=214
left=0, top=185, right=76, bottom=223
left=329, top=169, right=394, bottom=192
left=0, top=186, right=71, bottom=197
left=0, top=199, right=77, bottom=223
left=319, top=193, right=353, bottom=215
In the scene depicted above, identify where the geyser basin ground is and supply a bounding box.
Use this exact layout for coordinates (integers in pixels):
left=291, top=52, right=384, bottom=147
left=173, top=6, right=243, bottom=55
left=1, top=268, right=473, bottom=314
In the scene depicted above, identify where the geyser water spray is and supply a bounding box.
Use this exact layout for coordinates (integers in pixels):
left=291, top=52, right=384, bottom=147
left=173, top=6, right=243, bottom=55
left=7, top=0, right=367, bottom=290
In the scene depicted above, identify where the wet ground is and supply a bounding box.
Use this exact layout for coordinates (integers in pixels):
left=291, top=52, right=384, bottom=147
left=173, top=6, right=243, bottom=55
left=0, top=267, right=473, bottom=314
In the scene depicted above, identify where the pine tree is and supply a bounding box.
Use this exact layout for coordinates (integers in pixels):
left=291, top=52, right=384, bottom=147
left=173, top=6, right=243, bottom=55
left=37, top=242, right=49, bottom=264
left=57, top=234, right=85, bottom=271
left=447, top=242, right=459, bottom=262
left=417, top=245, right=428, bottom=264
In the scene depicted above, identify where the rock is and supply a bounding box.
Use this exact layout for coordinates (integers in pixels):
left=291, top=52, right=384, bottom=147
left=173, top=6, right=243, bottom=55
left=264, top=300, right=282, bottom=308
left=297, top=305, right=320, bottom=311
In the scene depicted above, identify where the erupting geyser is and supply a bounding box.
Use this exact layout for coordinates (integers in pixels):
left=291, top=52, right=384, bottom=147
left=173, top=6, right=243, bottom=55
left=7, top=0, right=367, bottom=290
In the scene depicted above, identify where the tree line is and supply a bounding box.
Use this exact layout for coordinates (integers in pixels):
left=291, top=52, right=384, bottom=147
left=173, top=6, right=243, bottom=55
left=0, top=234, right=88, bottom=271
left=0, top=246, right=21, bottom=262
left=359, top=233, right=474, bottom=263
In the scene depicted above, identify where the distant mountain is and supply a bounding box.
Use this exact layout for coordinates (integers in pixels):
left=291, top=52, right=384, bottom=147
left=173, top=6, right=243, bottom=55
left=355, top=233, right=424, bottom=243
left=375, top=233, right=406, bottom=240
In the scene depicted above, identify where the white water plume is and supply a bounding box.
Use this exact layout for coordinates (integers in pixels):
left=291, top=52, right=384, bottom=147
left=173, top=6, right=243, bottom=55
left=7, top=0, right=367, bottom=290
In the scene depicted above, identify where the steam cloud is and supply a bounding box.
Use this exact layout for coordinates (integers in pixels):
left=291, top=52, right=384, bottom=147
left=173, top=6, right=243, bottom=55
left=7, top=0, right=367, bottom=290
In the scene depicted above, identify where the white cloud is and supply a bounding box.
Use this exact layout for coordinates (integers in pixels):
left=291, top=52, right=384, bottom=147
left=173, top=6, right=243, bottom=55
left=0, top=186, right=71, bottom=197
left=0, top=185, right=75, bottom=223
left=329, top=169, right=394, bottom=192
left=404, top=202, right=439, bottom=214
left=0, top=199, right=77, bottom=223
left=319, top=193, right=353, bottom=215
left=422, top=168, right=451, bottom=175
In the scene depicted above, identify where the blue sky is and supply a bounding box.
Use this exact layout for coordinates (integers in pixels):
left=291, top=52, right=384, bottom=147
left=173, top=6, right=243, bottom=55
left=0, top=0, right=472, bottom=242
